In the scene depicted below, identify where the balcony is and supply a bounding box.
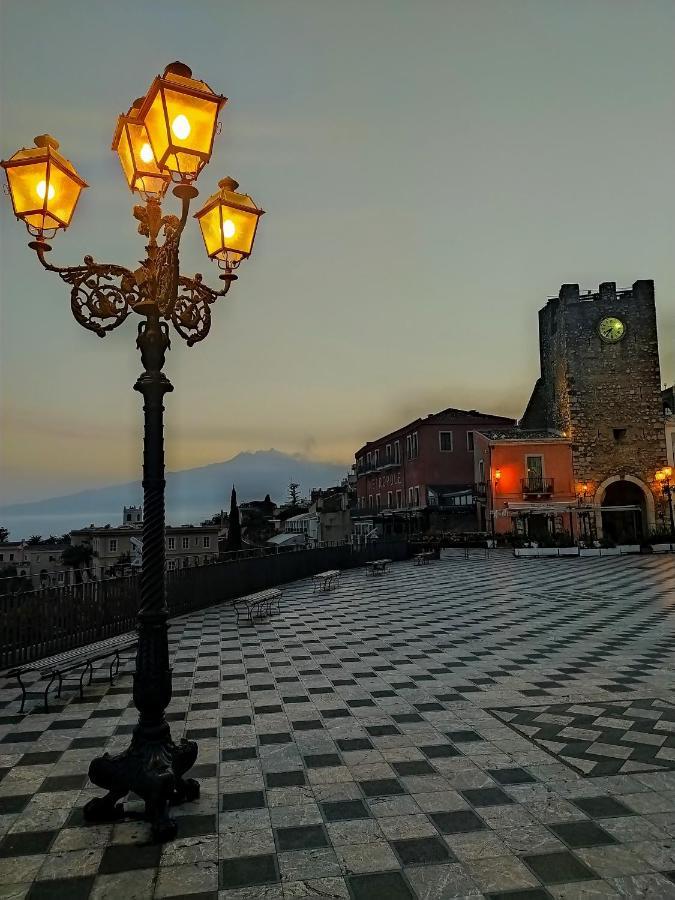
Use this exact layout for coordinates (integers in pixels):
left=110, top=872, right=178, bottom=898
left=475, top=482, right=487, bottom=498
left=521, top=477, right=554, bottom=498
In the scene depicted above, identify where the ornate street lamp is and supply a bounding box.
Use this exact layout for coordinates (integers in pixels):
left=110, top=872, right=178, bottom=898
left=656, top=467, right=675, bottom=536
left=1, top=61, right=264, bottom=841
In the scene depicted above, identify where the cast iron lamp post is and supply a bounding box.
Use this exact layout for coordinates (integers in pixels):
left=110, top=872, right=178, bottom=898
left=1, top=62, right=264, bottom=841
left=655, top=467, right=675, bottom=537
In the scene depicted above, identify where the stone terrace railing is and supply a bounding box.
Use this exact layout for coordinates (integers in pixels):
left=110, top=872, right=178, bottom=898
left=0, top=541, right=409, bottom=670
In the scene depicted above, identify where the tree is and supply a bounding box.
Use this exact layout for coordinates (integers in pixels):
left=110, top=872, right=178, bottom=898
left=27, top=534, right=43, bottom=545
left=61, top=543, right=94, bottom=584
left=226, top=485, right=242, bottom=551
left=288, top=482, right=301, bottom=505
left=0, top=527, right=9, bottom=542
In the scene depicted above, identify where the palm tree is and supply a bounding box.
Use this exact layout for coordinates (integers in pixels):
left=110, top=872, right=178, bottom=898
left=27, top=534, right=43, bottom=545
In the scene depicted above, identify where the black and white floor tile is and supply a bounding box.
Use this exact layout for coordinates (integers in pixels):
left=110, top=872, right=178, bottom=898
left=0, top=551, right=674, bottom=898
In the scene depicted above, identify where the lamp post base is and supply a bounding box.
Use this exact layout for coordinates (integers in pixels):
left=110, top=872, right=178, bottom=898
left=83, top=725, right=199, bottom=841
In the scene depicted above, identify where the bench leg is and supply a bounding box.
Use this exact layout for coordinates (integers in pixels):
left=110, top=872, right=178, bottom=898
left=16, top=672, right=27, bottom=714
left=44, top=674, right=57, bottom=713
left=56, top=672, right=63, bottom=699
left=88, top=661, right=94, bottom=685
left=79, top=663, right=92, bottom=701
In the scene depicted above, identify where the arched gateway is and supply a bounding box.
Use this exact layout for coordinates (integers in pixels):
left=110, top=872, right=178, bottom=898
left=594, top=475, right=655, bottom=542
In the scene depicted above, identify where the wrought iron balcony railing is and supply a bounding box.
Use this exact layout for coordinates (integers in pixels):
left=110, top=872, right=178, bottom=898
left=521, top=477, right=554, bottom=496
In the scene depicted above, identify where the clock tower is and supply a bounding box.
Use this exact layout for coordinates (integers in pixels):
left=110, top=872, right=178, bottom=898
left=522, top=280, right=666, bottom=539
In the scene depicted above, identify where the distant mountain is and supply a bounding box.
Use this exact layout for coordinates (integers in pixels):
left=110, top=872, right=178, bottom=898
left=0, top=450, right=348, bottom=540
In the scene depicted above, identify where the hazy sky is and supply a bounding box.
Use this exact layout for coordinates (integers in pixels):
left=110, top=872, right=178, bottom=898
left=1, top=0, right=674, bottom=505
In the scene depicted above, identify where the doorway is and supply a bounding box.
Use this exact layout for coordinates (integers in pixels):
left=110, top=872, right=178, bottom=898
left=600, top=480, right=646, bottom=542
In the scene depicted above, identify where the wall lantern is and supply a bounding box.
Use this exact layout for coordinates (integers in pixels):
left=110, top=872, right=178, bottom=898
left=112, top=99, right=171, bottom=198
left=137, top=61, right=226, bottom=183
left=494, top=469, right=502, bottom=482
left=194, top=177, right=265, bottom=267
left=0, top=135, right=87, bottom=236
left=656, top=471, right=666, bottom=483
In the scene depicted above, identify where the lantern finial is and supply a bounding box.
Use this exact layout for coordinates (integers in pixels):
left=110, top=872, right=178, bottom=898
left=34, top=134, right=60, bottom=150
left=218, top=177, right=239, bottom=192
left=164, top=61, right=193, bottom=79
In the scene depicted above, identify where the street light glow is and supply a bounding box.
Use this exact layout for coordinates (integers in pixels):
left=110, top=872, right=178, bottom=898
left=36, top=179, right=55, bottom=201
left=222, top=219, right=236, bottom=238
left=139, top=142, right=154, bottom=164
left=171, top=114, right=191, bottom=140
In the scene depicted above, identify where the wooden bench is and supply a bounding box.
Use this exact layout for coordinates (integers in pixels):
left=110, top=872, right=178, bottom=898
left=233, top=588, right=282, bottom=626
left=313, top=570, right=341, bottom=592
left=414, top=551, right=436, bottom=565
left=365, top=558, right=392, bottom=576
left=6, top=632, right=138, bottom=713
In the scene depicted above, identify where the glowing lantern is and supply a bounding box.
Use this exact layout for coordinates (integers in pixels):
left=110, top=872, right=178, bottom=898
left=656, top=471, right=666, bottom=483
left=112, top=99, right=170, bottom=197
left=664, top=466, right=673, bottom=479
left=494, top=469, right=502, bottom=482
left=0, top=135, right=87, bottom=236
left=194, top=177, right=264, bottom=266
left=137, top=62, right=226, bottom=182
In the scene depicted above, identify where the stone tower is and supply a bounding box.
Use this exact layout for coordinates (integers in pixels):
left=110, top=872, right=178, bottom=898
left=522, top=280, right=666, bottom=538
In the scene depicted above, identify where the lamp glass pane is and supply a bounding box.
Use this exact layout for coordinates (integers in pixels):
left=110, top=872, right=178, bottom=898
left=6, top=160, right=49, bottom=216
left=47, top=162, right=83, bottom=226
left=219, top=206, right=259, bottom=256
left=116, top=126, right=136, bottom=189
left=144, top=90, right=170, bottom=169
left=162, top=88, right=218, bottom=157
left=197, top=204, right=223, bottom=258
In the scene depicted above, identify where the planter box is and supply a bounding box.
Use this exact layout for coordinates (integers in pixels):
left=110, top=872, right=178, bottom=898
left=514, top=548, right=538, bottom=557
left=537, top=548, right=559, bottom=557
left=617, top=544, right=640, bottom=555
left=600, top=548, right=620, bottom=556
left=579, top=548, right=601, bottom=557
left=651, top=543, right=674, bottom=554
left=558, top=547, right=579, bottom=556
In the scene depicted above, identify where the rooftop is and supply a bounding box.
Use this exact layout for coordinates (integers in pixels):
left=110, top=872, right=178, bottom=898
left=477, top=428, right=568, bottom=442
left=1, top=553, right=675, bottom=897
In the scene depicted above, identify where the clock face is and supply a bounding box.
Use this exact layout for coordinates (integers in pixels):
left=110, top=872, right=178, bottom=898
left=598, top=316, right=626, bottom=343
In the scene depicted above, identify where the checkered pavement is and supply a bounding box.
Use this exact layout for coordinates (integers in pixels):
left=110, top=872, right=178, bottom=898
left=1, top=551, right=675, bottom=898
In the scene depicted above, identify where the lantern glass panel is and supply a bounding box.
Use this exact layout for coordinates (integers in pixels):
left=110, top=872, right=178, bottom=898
left=116, top=126, right=136, bottom=190
left=197, top=204, right=223, bottom=258
left=218, top=205, right=260, bottom=257
left=6, top=158, right=49, bottom=219
left=47, top=162, right=84, bottom=227
left=144, top=90, right=170, bottom=170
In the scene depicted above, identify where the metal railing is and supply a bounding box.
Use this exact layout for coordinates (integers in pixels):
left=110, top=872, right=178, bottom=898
left=0, top=541, right=409, bottom=669
left=521, top=477, right=554, bottom=495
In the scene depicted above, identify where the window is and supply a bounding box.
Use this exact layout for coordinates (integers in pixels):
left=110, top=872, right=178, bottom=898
left=478, top=458, right=485, bottom=483
left=613, top=428, right=627, bottom=443
left=366, top=452, right=372, bottom=468
left=57, top=572, right=64, bottom=583
left=408, top=487, right=414, bottom=506
left=375, top=494, right=381, bottom=510
left=466, top=431, right=474, bottom=451
left=108, top=539, right=118, bottom=553
left=126, top=513, right=132, bottom=522
left=439, top=431, right=453, bottom=452
left=393, top=440, right=401, bottom=464
left=0, top=554, right=3, bottom=562
left=167, top=537, right=175, bottom=550
left=525, top=455, right=544, bottom=490
left=407, top=432, right=419, bottom=459
left=387, top=491, right=393, bottom=508
left=414, top=486, right=420, bottom=507
left=167, top=559, right=176, bottom=571
left=368, top=495, right=373, bottom=508
left=385, top=444, right=391, bottom=463
left=9, top=553, right=14, bottom=561
left=203, top=536, right=210, bottom=548
left=181, top=536, right=189, bottom=549
left=374, top=449, right=381, bottom=467
left=396, top=490, right=402, bottom=508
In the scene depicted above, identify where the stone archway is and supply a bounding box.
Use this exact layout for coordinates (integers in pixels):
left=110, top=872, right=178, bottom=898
left=593, top=475, right=655, bottom=541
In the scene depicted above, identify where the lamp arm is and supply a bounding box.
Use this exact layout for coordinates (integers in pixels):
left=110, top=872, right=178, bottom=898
left=29, top=241, right=140, bottom=337
left=170, top=271, right=236, bottom=346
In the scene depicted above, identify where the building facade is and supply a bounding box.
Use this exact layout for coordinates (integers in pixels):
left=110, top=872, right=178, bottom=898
left=71, top=523, right=219, bottom=574
left=521, top=281, right=667, bottom=541
left=0, top=542, right=71, bottom=587
left=354, top=407, right=515, bottom=534
left=474, top=429, right=577, bottom=539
